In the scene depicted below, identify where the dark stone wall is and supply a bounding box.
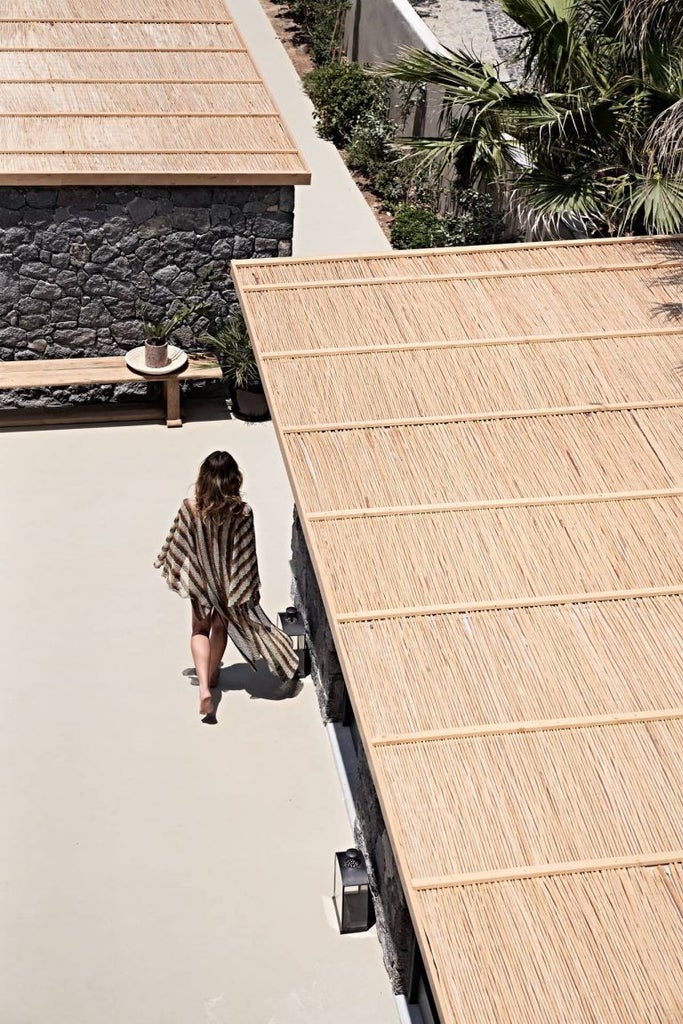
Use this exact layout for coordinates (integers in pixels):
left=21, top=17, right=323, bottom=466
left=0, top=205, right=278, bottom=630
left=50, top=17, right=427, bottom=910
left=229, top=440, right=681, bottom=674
left=354, top=747, right=415, bottom=993
left=291, top=507, right=415, bottom=994
left=291, top=509, right=347, bottom=722
left=0, top=184, right=294, bottom=407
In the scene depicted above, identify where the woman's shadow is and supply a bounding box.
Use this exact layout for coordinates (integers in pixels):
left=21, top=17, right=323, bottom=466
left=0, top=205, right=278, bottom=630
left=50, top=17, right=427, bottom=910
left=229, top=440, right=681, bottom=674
left=183, top=660, right=304, bottom=722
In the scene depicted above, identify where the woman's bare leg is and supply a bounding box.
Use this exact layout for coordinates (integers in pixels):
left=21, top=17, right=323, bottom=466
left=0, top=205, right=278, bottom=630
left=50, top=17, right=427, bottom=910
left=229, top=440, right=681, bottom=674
left=209, top=610, right=228, bottom=688
left=191, top=605, right=213, bottom=714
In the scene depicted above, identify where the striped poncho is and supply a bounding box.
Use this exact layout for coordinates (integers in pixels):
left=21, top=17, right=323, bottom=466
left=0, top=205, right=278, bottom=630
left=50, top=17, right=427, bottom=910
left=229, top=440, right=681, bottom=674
left=155, top=498, right=298, bottom=682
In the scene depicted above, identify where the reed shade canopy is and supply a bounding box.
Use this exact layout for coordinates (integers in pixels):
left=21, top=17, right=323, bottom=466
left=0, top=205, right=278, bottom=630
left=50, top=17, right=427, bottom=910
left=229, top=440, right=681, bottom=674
left=233, top=235, right=683, bottom=1024
left=0, top=0, right=310, bottom=184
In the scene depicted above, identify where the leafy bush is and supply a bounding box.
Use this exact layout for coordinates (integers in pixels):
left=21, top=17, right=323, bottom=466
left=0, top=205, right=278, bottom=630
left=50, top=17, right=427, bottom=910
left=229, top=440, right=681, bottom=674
left=390, top=205, right=454, bottom=249
left=281, top=0, right=348, bottom=66
left=304, top=61, right=389, bottom=147
left=372, top=155, right=442, bottom=211
left=346, top=110, right=396, bottom=178
left=448, top=189, right=505, bottom=246
left=391, top=191, right=505, bottom=249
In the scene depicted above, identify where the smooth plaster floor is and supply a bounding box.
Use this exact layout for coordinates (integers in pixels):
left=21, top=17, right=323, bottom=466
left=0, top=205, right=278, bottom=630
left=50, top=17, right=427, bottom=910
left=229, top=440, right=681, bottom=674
left=0, top=1, right=396, bottom=1018
left=0, top=415, right=396, bottom=1023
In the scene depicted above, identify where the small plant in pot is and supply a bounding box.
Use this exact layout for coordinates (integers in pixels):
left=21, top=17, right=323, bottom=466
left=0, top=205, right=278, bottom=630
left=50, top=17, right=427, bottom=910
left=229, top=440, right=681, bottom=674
left=201, top=311, right=269, bottom=422
left=137, top=272, right=213, bottom=368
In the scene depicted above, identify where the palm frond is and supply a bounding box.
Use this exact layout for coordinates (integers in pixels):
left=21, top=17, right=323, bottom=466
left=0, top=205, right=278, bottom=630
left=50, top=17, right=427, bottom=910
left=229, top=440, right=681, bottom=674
left=621, top=0, right=683, bottom=54
left=511, top=164, right=608, bottom=235
left=200, top=312, right=259, bottom=389
left=644, top=98, right=683, bottom=178
left=620, top=172, right=683, bottom=234
left=378, top=47, right=510, bottom=105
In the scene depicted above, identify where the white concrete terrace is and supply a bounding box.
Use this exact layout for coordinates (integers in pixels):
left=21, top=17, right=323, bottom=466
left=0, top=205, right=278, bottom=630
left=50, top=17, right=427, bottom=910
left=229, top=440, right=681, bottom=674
left=0, top=414, right=395, bottom=1023
left=0, top=0, right=395, bottom=1020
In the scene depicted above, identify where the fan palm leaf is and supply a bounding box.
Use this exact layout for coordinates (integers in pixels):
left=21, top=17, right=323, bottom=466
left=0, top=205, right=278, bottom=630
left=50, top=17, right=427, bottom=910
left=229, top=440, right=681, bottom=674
left=380, top=0, right=683, bottom=237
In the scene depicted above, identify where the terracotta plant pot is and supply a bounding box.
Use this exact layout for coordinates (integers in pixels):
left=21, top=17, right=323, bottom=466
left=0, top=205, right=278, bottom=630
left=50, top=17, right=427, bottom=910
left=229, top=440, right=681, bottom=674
left=145, top=339, right=169, bottom=369
left=229, top=378, right=270, bottom=421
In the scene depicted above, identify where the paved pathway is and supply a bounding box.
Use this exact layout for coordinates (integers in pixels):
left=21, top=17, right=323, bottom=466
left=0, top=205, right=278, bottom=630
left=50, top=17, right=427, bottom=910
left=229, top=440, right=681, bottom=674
left=234, top=0, right=390, bottom=258
left=0, top=417, right=396, bottom=1024
left=0, top=1, right=398, bottom=1021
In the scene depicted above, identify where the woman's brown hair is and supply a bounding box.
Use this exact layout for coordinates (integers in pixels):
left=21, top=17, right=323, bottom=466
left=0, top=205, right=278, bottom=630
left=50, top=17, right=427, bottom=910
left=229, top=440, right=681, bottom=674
left=195, top=451, right=244, bottom=521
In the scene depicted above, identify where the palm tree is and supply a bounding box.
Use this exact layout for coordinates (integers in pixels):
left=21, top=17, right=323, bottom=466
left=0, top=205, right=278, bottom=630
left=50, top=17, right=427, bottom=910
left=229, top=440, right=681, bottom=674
left=380, top=0, right=683, bottom=236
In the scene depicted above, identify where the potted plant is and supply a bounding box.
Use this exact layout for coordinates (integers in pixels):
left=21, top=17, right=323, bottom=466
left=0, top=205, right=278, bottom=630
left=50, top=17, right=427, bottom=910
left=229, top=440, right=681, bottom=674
left=201, top=311, right=269, bottom=421
left=137, top=270, right=214, bottom=368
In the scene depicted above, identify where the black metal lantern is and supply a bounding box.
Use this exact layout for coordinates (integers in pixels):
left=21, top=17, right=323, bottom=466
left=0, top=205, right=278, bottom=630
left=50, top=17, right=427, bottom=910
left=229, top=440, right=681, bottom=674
left=278, top=605, right=310, bottom=678
left=333, top=848, right=372, bottom=933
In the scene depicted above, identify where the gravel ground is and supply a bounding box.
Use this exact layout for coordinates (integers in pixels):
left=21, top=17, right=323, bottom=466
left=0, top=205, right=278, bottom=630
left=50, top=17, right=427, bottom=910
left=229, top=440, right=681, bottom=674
left=407, top=0, right=524, bottom=80
left=481, top=0, right=524, bottom=78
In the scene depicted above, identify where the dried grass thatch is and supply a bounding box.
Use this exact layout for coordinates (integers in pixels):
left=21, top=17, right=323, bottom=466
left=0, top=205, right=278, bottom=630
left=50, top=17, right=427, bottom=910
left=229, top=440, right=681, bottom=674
left=0, top=0, right=309, bottom=184
left=234, top=236, right=683, bottom=1024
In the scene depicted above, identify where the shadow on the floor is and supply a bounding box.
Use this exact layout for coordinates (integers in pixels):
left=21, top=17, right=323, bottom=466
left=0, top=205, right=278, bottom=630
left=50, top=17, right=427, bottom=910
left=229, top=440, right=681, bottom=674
left=182, top=660, right=304, bottom=702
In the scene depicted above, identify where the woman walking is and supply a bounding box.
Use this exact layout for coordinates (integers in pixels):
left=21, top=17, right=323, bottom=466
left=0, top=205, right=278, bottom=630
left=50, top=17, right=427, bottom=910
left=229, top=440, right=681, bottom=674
left=155, top=451, right=299, bottom=717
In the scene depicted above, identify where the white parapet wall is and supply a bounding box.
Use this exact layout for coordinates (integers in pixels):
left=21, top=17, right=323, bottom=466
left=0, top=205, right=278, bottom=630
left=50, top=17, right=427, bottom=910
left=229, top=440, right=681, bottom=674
left=343, top=0, right=446, bottom=136
left=344, top=0, right=445, bottom=65
left=343, top=0, right=509, bottom=136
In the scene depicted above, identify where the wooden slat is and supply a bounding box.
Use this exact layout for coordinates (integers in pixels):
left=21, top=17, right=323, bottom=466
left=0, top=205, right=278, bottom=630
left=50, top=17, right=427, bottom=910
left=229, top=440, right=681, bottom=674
left=282, top=398, right=683, bottom=434
left=233, top=232, right=683, bottom=280
left=412, top=852, right=683, bottom=890
left=0, top=18, right=234, bottom=23
left=260, top=324, right=683, bottom=361
left=336, top=585, right=683, bottom=622
left=0, top=149, right=299, bottom=155
left=0, top=77, right=262, bottom=84
left=240, top=257, right=683, bottom=293
left=371, top=707, right=683, bottom=746
left=0, top=47, right=248, bottom=53
left=3, top=0, right=232, bottom=20
left=2, top=112, right=280, bottom=117
left=308, top=488, right=683, bottom=521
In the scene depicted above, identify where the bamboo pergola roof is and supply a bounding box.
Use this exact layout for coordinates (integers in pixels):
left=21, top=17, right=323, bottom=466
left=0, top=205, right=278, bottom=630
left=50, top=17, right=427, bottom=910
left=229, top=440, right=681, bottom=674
left=233, top=234, right=683, bottom=1024
left=0, top=0, right=310, bottom=184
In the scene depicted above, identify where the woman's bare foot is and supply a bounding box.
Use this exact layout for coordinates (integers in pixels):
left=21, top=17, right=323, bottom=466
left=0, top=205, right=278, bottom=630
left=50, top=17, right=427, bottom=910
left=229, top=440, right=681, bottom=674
left=199, top=693, right=213, bottom=716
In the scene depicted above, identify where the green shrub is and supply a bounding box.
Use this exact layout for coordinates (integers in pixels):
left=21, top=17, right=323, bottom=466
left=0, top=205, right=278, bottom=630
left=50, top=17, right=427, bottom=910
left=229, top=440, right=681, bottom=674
left=304, top=61, right=389, bottom=147
left=390, top=191, right=505, bottom=250
left=346, top=110, right=396, bottom=178
left=373, top=155, right=441, bottom=211
left=390, top=204, right=454, bottom=249
left=448, top=189, right=505, bottom=246
left=281, top=0, right=348, bottom=65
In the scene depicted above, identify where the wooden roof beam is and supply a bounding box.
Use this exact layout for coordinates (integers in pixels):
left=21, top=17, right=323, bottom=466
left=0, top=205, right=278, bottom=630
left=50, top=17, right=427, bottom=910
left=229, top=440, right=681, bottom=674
left=260, top=324, right=683, bottom=360
left=240, top=257, right=683, bottom=293
left=281, top=398, right=683, bottom=434
left=412, top=851, right=683, bottom=890
left=335, top=584, right=683, bottom=622
left=307, top=488, right=683, bottom=522
left=370, top=707, right=683, bottom=746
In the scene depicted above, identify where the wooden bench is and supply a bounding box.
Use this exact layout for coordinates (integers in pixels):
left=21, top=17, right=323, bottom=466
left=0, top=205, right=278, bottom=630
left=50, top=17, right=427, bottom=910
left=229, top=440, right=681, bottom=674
left=0, top=354, right=222, bottom=428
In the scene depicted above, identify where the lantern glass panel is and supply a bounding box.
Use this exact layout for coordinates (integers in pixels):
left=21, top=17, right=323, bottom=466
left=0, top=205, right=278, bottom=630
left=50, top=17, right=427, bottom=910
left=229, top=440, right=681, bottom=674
left=342, top=885, right=370, bottom=932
